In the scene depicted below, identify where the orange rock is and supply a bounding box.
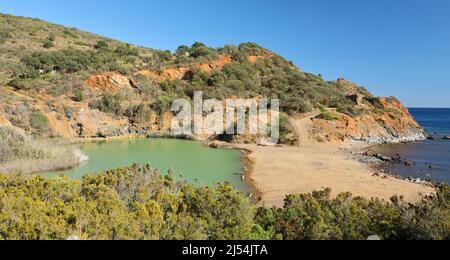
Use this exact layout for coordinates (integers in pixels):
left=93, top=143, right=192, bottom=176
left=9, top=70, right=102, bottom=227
left=86, top=72, right=132, bottom=92
left=0, top=115, right=11, bottom=126
left=136, top=56, right=232, bottom=83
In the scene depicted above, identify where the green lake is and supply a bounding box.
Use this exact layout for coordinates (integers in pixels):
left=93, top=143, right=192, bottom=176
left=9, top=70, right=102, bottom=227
left=43, top=138, right=249, bottom=192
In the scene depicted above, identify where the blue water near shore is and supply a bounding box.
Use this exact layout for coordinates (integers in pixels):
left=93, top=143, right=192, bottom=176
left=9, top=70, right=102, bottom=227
left=410, top=108, right=450, bottom=137
left=370, top=108, right=450, bottom=183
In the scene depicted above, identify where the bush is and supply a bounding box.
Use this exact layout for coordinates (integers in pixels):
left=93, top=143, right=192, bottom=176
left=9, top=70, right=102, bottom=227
left=115, top=44, right=139, bottom=57
left=90, top=93, right=123, bottom=114
left=22, top=49, right=94, bottom=73
left=0, top=165, right=259, bottom=240
left=29, top=111, right=51, bottom=134
left=125, top=103, right=152, bottom=124
left=255, top=186, right=450, bottom=240
left=72, top=89, right=84, bottom=102
left=0, top=164, right=447, bottom=240
left=190, top=42, right=214, bottom=58
left=317, top=109, right=340, bottom=121
left=42, top=37, right=55, bottom=49
left=94, top=40, right=109, bottom=51
left=0, top=29, right=11, bottom=44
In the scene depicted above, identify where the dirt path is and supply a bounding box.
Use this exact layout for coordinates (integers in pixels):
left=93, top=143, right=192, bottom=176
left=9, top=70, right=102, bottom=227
left=289, top=111, right=320, bottom=146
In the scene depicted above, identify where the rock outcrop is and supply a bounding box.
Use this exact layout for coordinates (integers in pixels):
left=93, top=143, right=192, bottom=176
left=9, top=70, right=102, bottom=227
left=312, top=97, right=426, bottom=144
left=86, top=72, right=133, bottom=93
left=136, top=55, right=233, bottom=83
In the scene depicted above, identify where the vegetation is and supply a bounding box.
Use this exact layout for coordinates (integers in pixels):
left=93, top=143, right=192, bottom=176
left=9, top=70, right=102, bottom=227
left=317, top=109, right=341, bottom=121
left=89, top=93, right=123, bottom=115
left=72, top=89, right=84, bottom=102
left=0, top=126, right=47, bottom=164
left=29, top=112, right=51, bottom=135
left=0, top=164, right=448, bottom=240
left=126, top=103, right=152, bottom=124
left=0, top=126, right=84, bottom=174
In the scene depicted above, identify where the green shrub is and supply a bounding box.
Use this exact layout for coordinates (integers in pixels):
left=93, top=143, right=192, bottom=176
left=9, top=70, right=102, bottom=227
left=152, top=95, right=173, bottom=115
left=72, top=89, right=84, bottom=102
left=90, top=93, right=123, bottom=114
left=318, top=109, right=340, bottom=121
left=94, top=40, right=109, bottom=51
left=42, top=37, right=55, bottom=49
left=190, top=42, right=214, bottom=58
left=0, top=165, right=447, bottom=240
left=29, top=112, right=51, bottom=134
left=115, top=44, right=139, bottom=57
left=0, top=29, right=11, bottom=44
left=255, top=185, right=450, bottom=240
left=126, top=103, right=152, bottom=124
left=0, top=165, right=258, bottom=240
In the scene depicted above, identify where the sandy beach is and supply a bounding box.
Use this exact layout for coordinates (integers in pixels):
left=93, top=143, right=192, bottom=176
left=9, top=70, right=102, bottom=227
left=233, top=115, right=435, bottom=208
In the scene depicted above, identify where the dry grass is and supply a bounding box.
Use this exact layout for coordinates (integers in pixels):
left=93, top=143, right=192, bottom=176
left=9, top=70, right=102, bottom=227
left=0, top=126, right=87, bottom=174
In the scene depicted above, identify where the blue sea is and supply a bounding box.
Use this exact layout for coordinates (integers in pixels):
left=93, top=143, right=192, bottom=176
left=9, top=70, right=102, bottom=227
left=370, top=108, right=450, bottom=183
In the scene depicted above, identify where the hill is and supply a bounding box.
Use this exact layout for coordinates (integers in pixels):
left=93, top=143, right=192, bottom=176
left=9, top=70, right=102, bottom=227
left=0, top=13, right=425, bottom=144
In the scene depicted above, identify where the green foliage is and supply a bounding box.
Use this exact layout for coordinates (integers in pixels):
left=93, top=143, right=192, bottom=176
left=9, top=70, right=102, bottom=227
left=21, top=49, right=94, bottom=73
left=29, top=112, right=51, bottom=134
left=42, top=35, right=55, bottom=49
left=255, top=186, right=450, bottom=240
left=90, top=93, right=123, bottom=114
left=190, top=42, right=214, bottom=58
left=0, top=165, right=259, bottom=240
left=153, top=95, right=173, bottom=115
left=279, top=113, right=299, bottom=145
left=72, top=89, right=84, bottom=102
left=154, top=50, right=173, bottom=62
left=318, top=109, right=340, bottom=121
left=0, top=29, right=11, bottom=44
left=0, top=164, right=448, bottom=240
left=94, top=40, right=109, bottom=51
left=126, top=103, right=152, bottom=124
left=115, top=44, right=139, bottom=57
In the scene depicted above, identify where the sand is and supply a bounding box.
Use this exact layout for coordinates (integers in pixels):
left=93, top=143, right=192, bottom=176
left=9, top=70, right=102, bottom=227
left=233, top=114, right=435, bottom=207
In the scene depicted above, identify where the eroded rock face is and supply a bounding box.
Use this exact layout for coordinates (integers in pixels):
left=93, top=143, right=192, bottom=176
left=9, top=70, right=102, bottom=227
left=86, top=72, right=133, bottom=92
left=313, top=97, right=426, bottom=144
left=136, top=56, right=233, bottom=83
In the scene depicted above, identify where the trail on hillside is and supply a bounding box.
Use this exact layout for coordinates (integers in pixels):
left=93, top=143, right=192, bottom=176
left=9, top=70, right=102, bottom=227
left=289, top=111, right=320, bottom=146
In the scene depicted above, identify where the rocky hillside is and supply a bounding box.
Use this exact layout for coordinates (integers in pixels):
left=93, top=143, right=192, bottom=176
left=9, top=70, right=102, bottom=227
left=0, top=13, right=425, bottom=144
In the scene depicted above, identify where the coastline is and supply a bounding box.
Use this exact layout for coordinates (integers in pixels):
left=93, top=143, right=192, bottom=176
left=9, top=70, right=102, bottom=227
left=230, top=141, right=435, bottom=208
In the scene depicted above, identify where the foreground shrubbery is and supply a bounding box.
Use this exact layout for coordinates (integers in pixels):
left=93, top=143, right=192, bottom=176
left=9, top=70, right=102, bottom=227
left=0, top=164, right=448, bottom=240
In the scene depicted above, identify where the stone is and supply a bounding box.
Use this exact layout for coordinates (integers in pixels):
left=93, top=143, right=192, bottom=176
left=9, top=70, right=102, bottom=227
left=367, top=235, right=381, bottom=241
left=66, top=235, right=80, bottom=240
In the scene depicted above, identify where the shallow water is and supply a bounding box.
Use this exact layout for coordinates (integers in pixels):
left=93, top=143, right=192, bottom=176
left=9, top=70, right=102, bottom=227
left=43, top=138, right=249, bottom=192
left=370, top=108, right=450, bottom=183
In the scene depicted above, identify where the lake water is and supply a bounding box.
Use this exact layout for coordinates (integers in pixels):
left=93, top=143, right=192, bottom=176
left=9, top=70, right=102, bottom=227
left=43, top=138, right=249, bottom=192
left=370, top=108, right=450, bottom=183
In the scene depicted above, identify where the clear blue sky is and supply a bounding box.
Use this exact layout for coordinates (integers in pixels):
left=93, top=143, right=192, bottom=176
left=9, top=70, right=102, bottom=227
left=1, top=0, right=449, bottom=107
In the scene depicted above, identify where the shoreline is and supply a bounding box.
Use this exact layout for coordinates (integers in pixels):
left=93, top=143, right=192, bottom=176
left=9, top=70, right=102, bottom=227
left=229, top=141, right=435, bottom=207
left=362, top=141, right=447, bottom=187
left=4, top=133, right=436, bottom=207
